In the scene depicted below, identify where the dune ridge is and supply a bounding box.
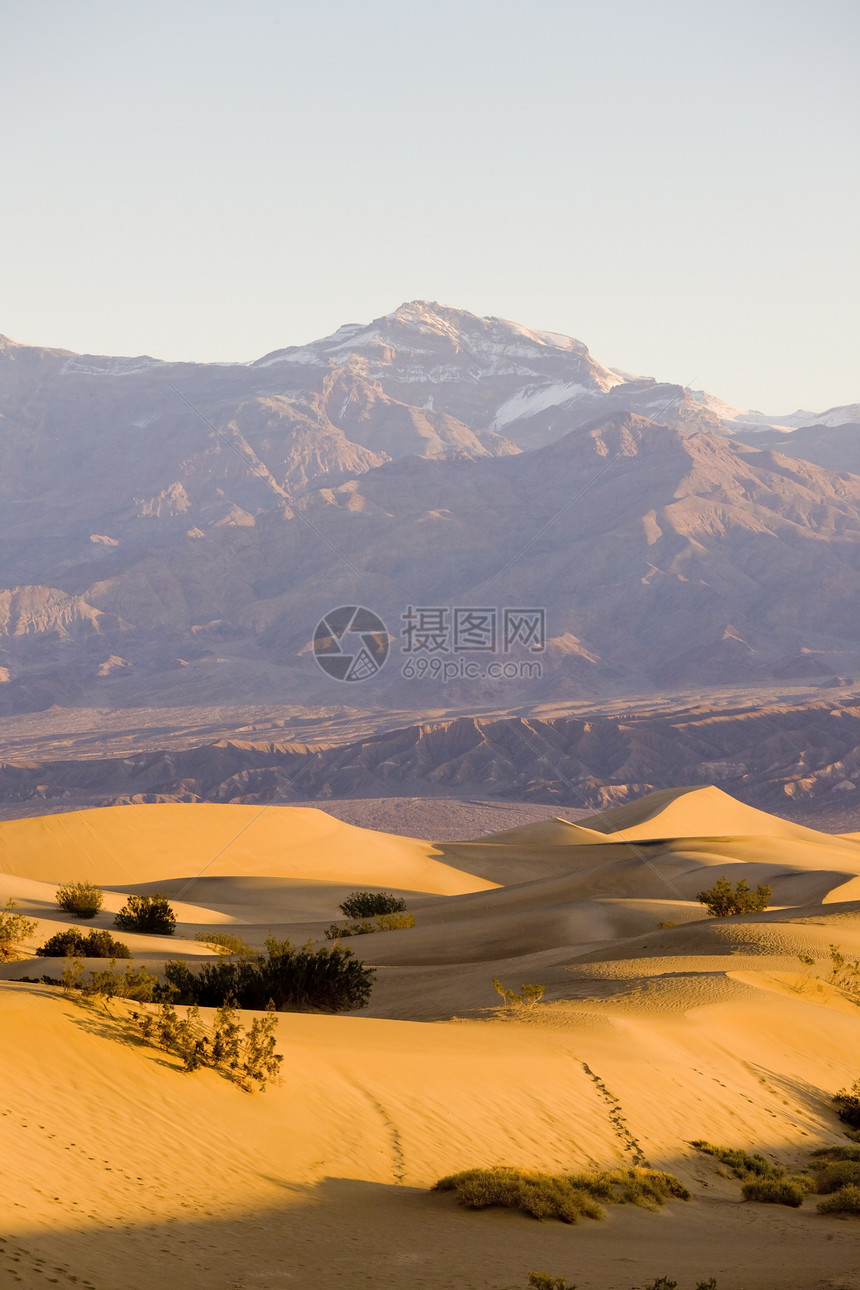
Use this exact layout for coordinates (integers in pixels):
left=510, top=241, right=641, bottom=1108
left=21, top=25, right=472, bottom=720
left=2, top=785, right=860, bottom=1289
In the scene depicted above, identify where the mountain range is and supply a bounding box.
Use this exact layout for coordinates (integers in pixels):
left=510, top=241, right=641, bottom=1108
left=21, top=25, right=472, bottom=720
left=1, top=302, right=859, bottom=716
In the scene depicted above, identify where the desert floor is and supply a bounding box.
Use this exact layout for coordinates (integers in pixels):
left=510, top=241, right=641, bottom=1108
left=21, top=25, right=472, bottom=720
left=2, top=786, right=860, bottom=1290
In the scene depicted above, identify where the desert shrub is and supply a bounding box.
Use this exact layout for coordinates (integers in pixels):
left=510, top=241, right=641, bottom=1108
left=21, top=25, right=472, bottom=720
left=813, top=1161, right=860, bottom=1193
left=164, top=934, right=374, bottom=1012
left=817, top=1184, right=860, bottom=1215
left=37, top=928, right=131, bottom=958
left=492, top=979, right=546, bottom=1010
left=811, top=1145, right=860, bottom=1163
left=526, top=1277, right=716, bottom=1290
left=690, top=1142, right=784, bottom=1180
left=834, top=1080, right=860, bottom=1130
left=0, top=900, right=37, bottom=961
left=60, top=957, right=160, bottom=1002
left=193, top=931, right=257, bottom=958
left=324, top=911, right=415, bottom=940
left=114, top=893, right=176, bottom=936
left=696, top=876, right=772, bottom=917
left=55, top=880, right=104, bottom=919
left=566, top=1167, right=690, bottom=1209
left=434, top=1166, right=688, bottom=1223
left=741, top=1177, right=807, bottom=1207
left=131, top=997, right=282, bottom=1091
left=339, top=891, right=406, bottom=919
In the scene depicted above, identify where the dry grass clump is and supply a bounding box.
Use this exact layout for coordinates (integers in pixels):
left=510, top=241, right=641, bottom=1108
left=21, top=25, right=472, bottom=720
left=527, top=1279, right=718, bottom=1290
left=692, top=1141, right=812, bottom=1207
left=740, top=1177, right=808, bottom=1207
left=433, top=1165, right=689, bottom=1223
left=690, top=1141, right=783, bottom=1180
left=324, top=912, right=415, bottom=940
left=813, top=1161, right=860, bottom=1193
left=817, top=1185, right=860, bottom=1215
left=193, top=931, right=257, bottom=958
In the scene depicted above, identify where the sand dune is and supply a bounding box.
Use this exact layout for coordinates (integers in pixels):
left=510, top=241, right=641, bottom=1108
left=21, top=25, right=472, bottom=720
left=0, top=801, right=496, bottom=892
left=3, top=786, right=860, bottom=1289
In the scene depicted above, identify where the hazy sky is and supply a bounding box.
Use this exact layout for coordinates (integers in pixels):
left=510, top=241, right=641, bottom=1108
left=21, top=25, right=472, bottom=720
left=1, top=0, right=857, bottom=412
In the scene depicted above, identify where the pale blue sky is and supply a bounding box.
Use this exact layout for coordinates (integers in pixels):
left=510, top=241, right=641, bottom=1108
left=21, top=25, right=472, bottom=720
left=1, top=0, right=857, bottom=412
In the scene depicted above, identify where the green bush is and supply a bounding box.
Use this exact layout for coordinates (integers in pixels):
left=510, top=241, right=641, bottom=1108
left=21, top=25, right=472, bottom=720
left=492, top=979, right=546, bottom=1010
left=696, top=877, right=772, bottom=917
left=0, top=900, right=37, bottom=961
left=164, top=935, right=374, bottom=1012
left=690, top=1142, right=784, bottom=1179
left=811, top=1145, right=860, bottom=1163
left=834, top=1080, right=860, bottom=1130
left=813, top=1161, right=860, bottom=1193
left=193, top=931, right=257, bottom=958
left=527, top=1275, right=577, bottom=1290
left=55, top=881, right=104, bottom=919
left=37, top=929, right=131, bottom=959
left=339, top=891, right=406, bottom=919
left=131, top=997, right=282, bottom=1092
left=114, top=893, right=176, bottom=936
left=433, top=1166, right=688, bottom=1223
left=324, top=911, right=415, bottom=940
left=817, top=1184, right=860, bottom=1215
left=61, top=957, right=160, bottom=1002
left=741, top=1177, right=807, bottom=1207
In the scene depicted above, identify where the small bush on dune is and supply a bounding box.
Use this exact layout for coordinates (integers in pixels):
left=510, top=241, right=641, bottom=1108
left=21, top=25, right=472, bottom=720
left=37, top=929, right=130, bottom=959
left=690, top=1141, right=783, bottom=1180
left=193, top=931, right=257, bottom=958
left=164, top=934, right=374, bottom=1012
left=114, top=893, right=176, bottom=935
left=693, top=1142, right=810, bottom=1206
left=131, top=997, right=282, bottom=1092
left=741, top=1177, right=807, bottom=1207
left=526, top=1275, right=718, bottom=1290
left=492, top=979, right=546, bottom=1011
left=62, top=957, right=160, bottom=1002
left=696, top=876, right=771, bottom=918
left=812, top=1161, right=860, bottom=1193
left=434, top=1166, right=688, bottom=1223
left=567, top=1167, right=690, bottom=1209
left=0, top=900, right=37, bottom=961
left=817, top=1184, right=860, bottom=1216
left=324, top=911, right=415, bottom=940
left=834, top=1080, right=860, bottom=1130
left=338, top=891, right=406, bottom=919
left=811, top=1145, right=860, bottom=1164
left=55, top=881, right=103, bottom=919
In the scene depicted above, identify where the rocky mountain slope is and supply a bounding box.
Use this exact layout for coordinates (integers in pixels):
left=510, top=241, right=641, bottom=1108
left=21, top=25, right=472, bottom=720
left=3, top=697, right=860, bottom=815
left=1, top=304, right=858, bottom=714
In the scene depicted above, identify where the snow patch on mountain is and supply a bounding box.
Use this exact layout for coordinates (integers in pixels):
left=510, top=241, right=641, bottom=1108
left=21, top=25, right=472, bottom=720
left=492, top=382, right=592, bottom=428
